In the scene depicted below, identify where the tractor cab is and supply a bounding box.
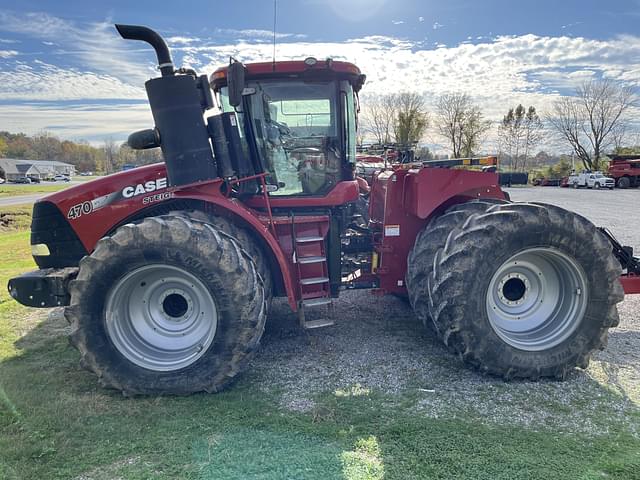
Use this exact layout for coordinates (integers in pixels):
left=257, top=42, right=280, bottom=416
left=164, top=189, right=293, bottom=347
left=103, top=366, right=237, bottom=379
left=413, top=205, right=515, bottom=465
left=210, top=60, right=365, bottom=197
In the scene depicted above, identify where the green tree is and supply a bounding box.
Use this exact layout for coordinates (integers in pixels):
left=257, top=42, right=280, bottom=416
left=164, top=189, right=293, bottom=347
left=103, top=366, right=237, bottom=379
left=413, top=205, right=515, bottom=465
left=435, top=93, right=490, bottom=157
left=393, top=92, right=429, bottom=145
left=498, top=105, right=543, bottom=171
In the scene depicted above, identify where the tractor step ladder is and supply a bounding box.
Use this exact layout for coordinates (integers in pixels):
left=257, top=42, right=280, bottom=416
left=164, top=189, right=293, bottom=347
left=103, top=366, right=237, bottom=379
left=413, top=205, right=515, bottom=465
left=292, top=220, right=334, bottom=329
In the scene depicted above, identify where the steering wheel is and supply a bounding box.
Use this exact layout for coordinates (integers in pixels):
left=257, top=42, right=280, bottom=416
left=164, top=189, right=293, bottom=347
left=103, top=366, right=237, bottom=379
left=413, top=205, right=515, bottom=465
left=271, top=119, right=292, bottom=137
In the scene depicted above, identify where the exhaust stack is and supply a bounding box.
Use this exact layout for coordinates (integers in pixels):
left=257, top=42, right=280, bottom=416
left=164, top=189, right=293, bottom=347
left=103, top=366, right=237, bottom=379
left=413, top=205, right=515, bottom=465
left=115, top=24, right=174, bottom=77
left=116, top=24, right=217, bottom=187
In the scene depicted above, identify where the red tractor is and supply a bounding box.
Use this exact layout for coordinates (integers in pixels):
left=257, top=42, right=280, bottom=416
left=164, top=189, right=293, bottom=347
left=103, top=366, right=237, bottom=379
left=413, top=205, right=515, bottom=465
left=8, top=25, right=640, bottom=395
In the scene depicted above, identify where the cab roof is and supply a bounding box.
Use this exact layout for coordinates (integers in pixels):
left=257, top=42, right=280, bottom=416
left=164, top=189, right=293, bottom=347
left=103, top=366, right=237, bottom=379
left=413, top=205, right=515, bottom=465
left=210, top=59, right=365, bottom=92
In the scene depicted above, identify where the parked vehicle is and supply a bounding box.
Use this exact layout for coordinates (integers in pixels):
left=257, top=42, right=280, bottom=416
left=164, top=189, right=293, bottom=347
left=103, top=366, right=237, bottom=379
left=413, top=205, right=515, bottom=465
left=567, top=171, right=615, bottom=189
left=533, top=177, right=561, bottom=186
left=53, top=174, right=71, bottom=182
left=608, top=154, right=640, bottom=188
left=27, top=175, right=41, bottom=184
left=11, top=176, right=32, bottom=184
left=7, top=24, right=640, bottom=396
left=498, top=171, right=529, bottom=186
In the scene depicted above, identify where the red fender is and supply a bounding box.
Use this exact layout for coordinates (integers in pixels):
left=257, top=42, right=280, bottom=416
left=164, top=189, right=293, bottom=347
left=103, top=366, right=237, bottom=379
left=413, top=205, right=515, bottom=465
left=172, top=184, right=298, bottom=309
left=41, top=165, right=299, bottom=310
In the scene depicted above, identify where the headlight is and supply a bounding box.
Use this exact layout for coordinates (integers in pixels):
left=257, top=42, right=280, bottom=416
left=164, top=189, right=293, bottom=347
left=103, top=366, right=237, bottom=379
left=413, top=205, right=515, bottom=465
left=31, top=244, right=50, bottom=256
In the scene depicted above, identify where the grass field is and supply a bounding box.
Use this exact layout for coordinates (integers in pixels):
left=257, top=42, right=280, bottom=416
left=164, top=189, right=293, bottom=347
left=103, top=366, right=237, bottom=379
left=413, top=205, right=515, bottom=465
left=0, top=176, right=103, bottom=198
left=0, top=204, right=639, bottom=479
left=0, top=184, right=70, bottom=198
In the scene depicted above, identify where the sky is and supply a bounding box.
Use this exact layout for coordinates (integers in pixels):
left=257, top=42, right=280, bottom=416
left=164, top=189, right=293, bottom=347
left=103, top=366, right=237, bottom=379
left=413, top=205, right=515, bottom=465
left=0, top=0, right=639, bottom=153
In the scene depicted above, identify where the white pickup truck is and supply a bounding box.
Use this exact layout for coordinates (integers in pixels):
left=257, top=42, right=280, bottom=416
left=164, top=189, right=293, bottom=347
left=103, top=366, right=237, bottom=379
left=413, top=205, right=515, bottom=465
left=567, top=171, right=615, bottom=189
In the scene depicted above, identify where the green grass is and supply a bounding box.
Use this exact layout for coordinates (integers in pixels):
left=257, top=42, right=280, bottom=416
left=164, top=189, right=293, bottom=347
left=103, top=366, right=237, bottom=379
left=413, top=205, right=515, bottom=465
left=0, top=176, right=103, bottom=198
left=0, top=184, right=70, bottom=198
left=0, top=210, right=639, bottom=479
left=0, top=204, right=33, bottom=232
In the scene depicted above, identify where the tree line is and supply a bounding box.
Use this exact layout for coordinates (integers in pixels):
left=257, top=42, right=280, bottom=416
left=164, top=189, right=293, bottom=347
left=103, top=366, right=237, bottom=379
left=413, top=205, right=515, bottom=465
left=1, top=78, right=636, bottom=175
left=0, top=131, right=161, bottom=174
left=360, top=78, right=637, bottom=172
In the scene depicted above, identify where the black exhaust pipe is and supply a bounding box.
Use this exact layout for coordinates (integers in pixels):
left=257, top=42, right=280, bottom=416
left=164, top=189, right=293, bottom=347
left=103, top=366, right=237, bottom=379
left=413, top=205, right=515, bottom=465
left=116, top=24, right=217, bottom=186
left=115, top=24, right=174, bottom=77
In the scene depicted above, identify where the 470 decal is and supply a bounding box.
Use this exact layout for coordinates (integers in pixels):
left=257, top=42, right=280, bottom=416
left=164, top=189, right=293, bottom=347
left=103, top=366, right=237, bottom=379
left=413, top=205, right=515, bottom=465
left=67, top=201, right=93, bottom=219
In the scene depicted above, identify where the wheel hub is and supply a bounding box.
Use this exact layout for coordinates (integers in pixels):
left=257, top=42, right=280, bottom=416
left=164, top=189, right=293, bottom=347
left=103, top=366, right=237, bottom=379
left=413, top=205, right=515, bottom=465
left=105, top=264, right=217, bottom=371
left=498, top=274, right=529, bottom=306
left=486, top=247, right=588, bottom=351
left=160, top=290, right=192, bottom=321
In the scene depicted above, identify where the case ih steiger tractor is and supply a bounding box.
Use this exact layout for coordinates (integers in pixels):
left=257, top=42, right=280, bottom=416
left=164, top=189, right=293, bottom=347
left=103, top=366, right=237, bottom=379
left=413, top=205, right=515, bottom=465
left=8, top=25, right=640, bottom=395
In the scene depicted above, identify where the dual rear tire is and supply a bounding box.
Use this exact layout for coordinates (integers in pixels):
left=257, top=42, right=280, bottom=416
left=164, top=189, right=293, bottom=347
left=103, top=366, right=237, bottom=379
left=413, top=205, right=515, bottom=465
left=406, top=201, right=624, bottom=379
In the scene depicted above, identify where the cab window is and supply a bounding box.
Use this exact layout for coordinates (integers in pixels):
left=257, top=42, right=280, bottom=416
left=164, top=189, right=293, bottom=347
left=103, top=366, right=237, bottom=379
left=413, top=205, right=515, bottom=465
left=219, top=81, right=348, bottom=196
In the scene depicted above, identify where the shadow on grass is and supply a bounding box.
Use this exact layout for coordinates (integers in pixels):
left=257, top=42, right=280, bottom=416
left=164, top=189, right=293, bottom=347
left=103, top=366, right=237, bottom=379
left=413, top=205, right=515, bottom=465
left=1, top=304, right=639, bottom=479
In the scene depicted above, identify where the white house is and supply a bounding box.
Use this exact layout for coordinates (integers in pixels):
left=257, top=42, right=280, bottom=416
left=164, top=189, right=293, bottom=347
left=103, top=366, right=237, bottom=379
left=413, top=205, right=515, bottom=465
left=0, top=158, right=75, bottom=181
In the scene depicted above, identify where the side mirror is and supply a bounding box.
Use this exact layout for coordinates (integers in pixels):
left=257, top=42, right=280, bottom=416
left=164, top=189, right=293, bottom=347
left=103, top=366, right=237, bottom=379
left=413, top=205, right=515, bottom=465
left=128, top=128, right=160, bottom=150
left=228, top=60, right=246, bottom=107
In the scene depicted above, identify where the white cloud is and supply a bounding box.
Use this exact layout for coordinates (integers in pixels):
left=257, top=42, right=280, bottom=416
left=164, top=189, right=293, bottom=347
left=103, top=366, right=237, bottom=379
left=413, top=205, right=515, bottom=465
left=0, top=11, right=155, bottom=85
left=392, top=20, right=404, bottom=25
left=433, top=22, right=444, bottom=30
left=418, top=16, right=425, bottom=22
left=0, top=102, right=152, bottom=144
left=167, top=36, right=201, bottom=45
left=216, top=28, right=306, bottom=40
left=0, top=61, right=145, bottom=101
left=1, top=12, right=639, bottom=151
left=0, top=49, right=17, bottom=57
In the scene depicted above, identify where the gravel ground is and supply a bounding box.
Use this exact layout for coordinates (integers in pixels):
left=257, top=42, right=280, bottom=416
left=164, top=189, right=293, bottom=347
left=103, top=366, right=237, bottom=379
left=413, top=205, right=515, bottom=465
left=247, top=186, right=640, bottom=437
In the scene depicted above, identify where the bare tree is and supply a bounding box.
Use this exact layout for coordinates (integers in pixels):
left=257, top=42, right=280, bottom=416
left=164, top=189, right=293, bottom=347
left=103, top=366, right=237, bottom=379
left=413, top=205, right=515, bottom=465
left=435, top=93, right=467, bottom=157
left=435, top=93, right=490, bottom=157
left=548, top=79, right=635, bottom=171
left=102, top=137, right=118, bottom=174
left=360, top=93, right=428, bottom=146
left=393, top=92, right=429, bottom=145
left=522, top=106, right=543, bottom=171
left=360, top=94, right=397, bottom=144
left=461, top=106, right=491, bottom=157
left=611, top=123, right=628, bottom=151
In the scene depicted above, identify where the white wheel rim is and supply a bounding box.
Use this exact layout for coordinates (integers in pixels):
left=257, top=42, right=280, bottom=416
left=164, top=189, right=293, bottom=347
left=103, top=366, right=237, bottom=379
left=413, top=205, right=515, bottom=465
left=485, top=248, right=588, bottom=351
left=105, top=264, right=217, bottom=371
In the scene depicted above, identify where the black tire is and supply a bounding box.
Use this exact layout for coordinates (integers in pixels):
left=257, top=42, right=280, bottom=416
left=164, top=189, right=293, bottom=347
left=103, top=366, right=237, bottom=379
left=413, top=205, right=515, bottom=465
left=594, top=182, right=600, bottom=189
left=65, top=215, right=267, bottom=395
left=572, top=182, right=578, bottom=189
left=426, top=202, right=624, bottom=380
left=406, top=199, right=507, bottom=331
left=617, top=177, right=631, bottom=189
left=167, top=209, right=273, bottom=300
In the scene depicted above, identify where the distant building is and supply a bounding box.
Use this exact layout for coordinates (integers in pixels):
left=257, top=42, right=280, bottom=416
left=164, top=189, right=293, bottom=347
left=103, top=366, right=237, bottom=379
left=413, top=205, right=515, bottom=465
left=0, top=158, right=75, bottom=181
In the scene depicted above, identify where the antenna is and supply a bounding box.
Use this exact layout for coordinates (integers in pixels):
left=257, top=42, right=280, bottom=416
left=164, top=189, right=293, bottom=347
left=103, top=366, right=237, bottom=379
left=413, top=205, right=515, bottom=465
left=272, top=0, right=277, bottom=71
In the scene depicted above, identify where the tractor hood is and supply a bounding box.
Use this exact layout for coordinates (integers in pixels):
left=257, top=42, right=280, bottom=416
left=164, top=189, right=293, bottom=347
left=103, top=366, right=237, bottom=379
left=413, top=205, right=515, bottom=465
left=41, top=163, right=169, bottom=219
left=36, top=163, right=207, bottom=254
